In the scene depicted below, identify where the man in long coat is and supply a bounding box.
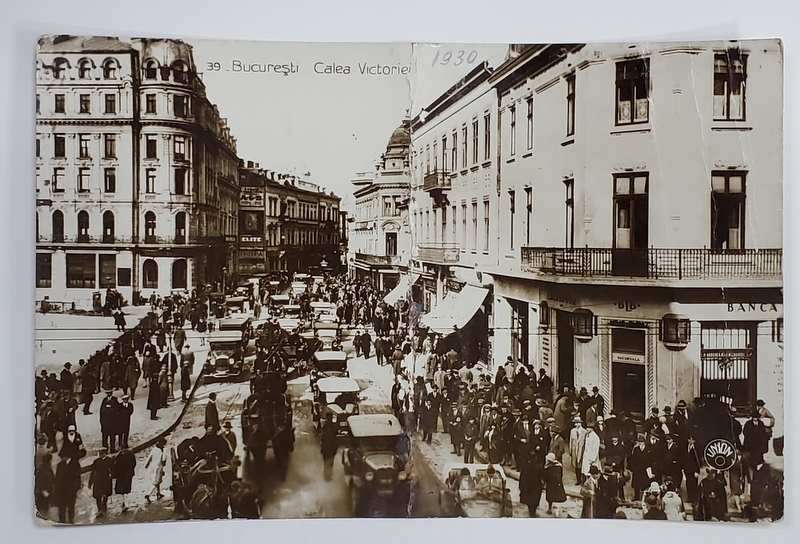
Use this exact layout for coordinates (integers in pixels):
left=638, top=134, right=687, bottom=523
left=54, top=457, right=81, bottom=523
left=519, top=459, right=543, bottom=517
left=89, top=448, right=114, bottom=517
left=117, top=394, right=134, bottom=449
left=205, top=392, right=221, bottom=433
left=569, top=416, right=587, bottom=484
left=581, top=423, right=601, bottom=477
left=99, top=390, right=120, bottom=453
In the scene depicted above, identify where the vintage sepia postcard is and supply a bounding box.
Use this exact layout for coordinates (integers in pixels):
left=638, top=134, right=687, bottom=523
left=33, top=36, right=783, bottom=525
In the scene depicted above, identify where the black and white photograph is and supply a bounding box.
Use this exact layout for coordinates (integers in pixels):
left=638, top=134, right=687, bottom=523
left=31, top=35, right=784, bottom=526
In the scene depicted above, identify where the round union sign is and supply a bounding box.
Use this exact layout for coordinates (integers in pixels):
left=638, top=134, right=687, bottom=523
left=704, top=438, right=737, bottom=471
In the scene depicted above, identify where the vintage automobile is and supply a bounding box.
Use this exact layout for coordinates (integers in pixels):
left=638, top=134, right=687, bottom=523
left=208, top=292, right=227, bottom=318
left=268, top=294, right=291, bottom=316
left=342, top=414, right=411, bottom=517
left=309, top=350, right=349, bottom=389
left=439, top=463, right=513, bottom=518
left=290, top=281, right=308, bottom=298
left=313, top=321, right=341, bottom=350
left=218, top=315, right=253, bottom=344
left=202, top=330, right=248, bottom=382
left=312, top=377, right=361, bottom=434
left=225, top=296, right=248, bottom=314
left=310, top=301, right=335, bottom=316
left=277, top=317, right=301, bottom=333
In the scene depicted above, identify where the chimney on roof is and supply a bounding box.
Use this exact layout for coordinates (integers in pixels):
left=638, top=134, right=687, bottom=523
left=247, top=160, right=254, bottom=169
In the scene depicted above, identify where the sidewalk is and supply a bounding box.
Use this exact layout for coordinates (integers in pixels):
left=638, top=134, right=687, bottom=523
left=47, top=324, right=210, bottom=472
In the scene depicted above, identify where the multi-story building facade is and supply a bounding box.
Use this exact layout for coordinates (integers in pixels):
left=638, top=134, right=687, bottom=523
left=410, top=63, right=498, bottom=364
left=350, top=121, right=412, bottom=291
left=238, top=162, right=342, bottom=276
left=35, top=36, right=238, bottom=309
left=484, top=42, right=782, bottom=430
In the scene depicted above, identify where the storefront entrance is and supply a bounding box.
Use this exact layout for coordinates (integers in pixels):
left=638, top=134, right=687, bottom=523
left=556, top=310, right=575, bottom=390
left=612, top=362, right=646, bottom=421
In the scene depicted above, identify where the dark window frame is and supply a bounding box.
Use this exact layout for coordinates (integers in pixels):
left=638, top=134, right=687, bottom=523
left=615, top=59, right=650, bottom=126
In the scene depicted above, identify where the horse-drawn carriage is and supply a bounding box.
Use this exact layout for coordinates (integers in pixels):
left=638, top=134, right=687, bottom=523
left=241, top=372, right=295, bottom=470
left=171, top=437, right=259, bottom=519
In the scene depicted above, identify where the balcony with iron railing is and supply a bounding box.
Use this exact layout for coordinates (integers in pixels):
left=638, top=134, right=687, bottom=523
left=423, top=169, right=452, bottom=192
left=415, top=242, right=461, bottom=265
left=355, top=252, right=401, bottom=266
left=520, top=246, right=782, bottom=284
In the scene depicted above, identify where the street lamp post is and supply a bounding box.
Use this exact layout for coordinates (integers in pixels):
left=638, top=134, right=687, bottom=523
left=222, top=266, right=227, bottom=295
left=167, top=324, right=175, bottom=401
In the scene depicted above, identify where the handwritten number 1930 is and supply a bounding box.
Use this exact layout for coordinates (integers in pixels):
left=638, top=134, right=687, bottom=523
left=432, top=50, right=478, bottom=67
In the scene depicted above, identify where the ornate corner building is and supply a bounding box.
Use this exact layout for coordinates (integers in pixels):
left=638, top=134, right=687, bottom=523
left=35, top=36, right=239, bottom=309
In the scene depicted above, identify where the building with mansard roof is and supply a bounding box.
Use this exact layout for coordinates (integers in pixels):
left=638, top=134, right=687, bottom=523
left=35, top=35, right=238, bottom=309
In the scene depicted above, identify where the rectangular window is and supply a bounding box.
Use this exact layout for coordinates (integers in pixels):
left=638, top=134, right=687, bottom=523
left=104, top=168, right=116, bottom=193
left=145, top=135, right=157, bottom=159
left=451, top=205, right=457, bottom=242
left=451, top=131, right=458, bottom=171
left=104, top=94, right=116, bottom=114
left=174, top=168, right=187, bottom=195
left=104, top=134, right=116, bottom=158
left=425, top=210, right=430, bottom=242
left=36, top=253, right=52, bottom=288
left=52, top=168, right=65, bottom=192
left=54, top=94, right=65, bottom=113
left=714, top=49, right=747, bottom=121
left=66, top=254, right=96, bottom=289
left=616, top=59, right=649, bottom=125
left=472, top=201, right=478, bottom=249
left=99, top=254, right=116, bottom=288
left=441, top=206, right=447, bottom=243
left=386, top=232, right=398, bottom=256
left=383, top=196, right=392, bottom=216
left=79, top=94, right=90, bottom=114
left=145, top=168, right=156, bottom=193
left=433, top=141, right=438, bottom=171
left=510, top=300, right=529, bottom=369
left=509, top=106, right=516, bottom=156
left=526, top=98, right=533, bottom=150
left=566, top=75, right=576, bottom=136
left=525, top=186, right=533, bottom=246
left=117, top=268, right=131, bottom=287
left=711, top=171, right=746, bottom=250
left=79, top=135, right=91, bottom=159
left=461, top=203, right=467, bottom=245
left=174, top=136, right=186, bottom=160
left=700, top=323, right=756, bottom=409
left=442, top=136, right=447, bottom=170
left=461, top=126, right=468, bottom=169
left=484, top=113, right=491, bottom=161
left=483, top=200, right=490, bottom=252
left=425, top=145, right=430, bottom=174
left=145, top=93, right=157, bottom=114
left=472, top=119, right=479, bottom=165
left=174, top=95, right=188, bottom=117
left=509, top=191, right=515, bottom=250
left=77, top=168, right=90, bottom=192
left=53, top=134, right=66, bottom=158
left=613, top=174, right=649, bottom=248
left=564, top=179, right=574, bottom=248
left=36, top=138, right=40, bottom=158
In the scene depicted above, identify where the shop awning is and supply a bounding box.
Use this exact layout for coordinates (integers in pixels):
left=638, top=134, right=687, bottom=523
left=383, top=273, right=419, bottom=305
left=421, top=285, right=489, bottom=335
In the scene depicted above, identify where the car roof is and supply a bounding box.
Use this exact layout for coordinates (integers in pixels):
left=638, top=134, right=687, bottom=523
left=316, top=377, right=360, bottom=393
left=347, top=414, right=403, bottom=438
left=226, top=296, right=246, bottom=302
left=314, top=322, right=339, bottom=329
left=207, top=330, right=243, bottom=340
left=270, top=294, right=290, bottom=301
left=441, top=463, right=507, bottom=480
left=313, top=351, right=347, bottom=361
left=219, top=316, right=251, bottom=325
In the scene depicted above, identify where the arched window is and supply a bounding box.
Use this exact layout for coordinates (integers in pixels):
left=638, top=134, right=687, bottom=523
left=175, top=212, right=186, bottom=243
left=52, top=210, right=64, bottom=242
left=172, top=61, right=188, bottom=83
left=172, top=259, right=187, bottom=289
left=142, top=259, right=158, bottom=289
left=77, top=210, right=90, bottom=242
left=52, top=58, right=69, bottom=79
left=78, top=60, right=92, bottom=79
left=102, top=211, right=115, bottom=243
left=144, top=60, right=158, bottom=79
left=102, top=59, right=117, bottom=79
left=144, top=211, right=156, bottom=243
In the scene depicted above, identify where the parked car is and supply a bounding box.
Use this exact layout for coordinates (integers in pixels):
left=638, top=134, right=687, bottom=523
left=312, top=376, right=361, bottom=434
left=439, top=463, right=513, bottom=518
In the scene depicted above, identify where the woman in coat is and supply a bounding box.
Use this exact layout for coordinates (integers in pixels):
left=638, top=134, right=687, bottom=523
left=147, top=372, right=161, bottom=420
left=542, top=452, right=567, bottom=515
left=114, top=447, right=136, bottom=511
left=180, top=360, right=192, bottom=402
left=158, top=365, right=169, bottom=408
left=518, top=459, right=544, bottom=517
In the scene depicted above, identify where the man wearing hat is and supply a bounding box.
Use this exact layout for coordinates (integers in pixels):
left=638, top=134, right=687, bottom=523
left=590, top=386, right=605, bottom=418
left=628, top=433, right=652, bottom=501
left=670, top=400, right=690, bottom=445
left=220, top=421, right=237, bottom=458
left=536, top=397, right=553, bottom=424
left=99, top=389, right=120, bottom=453
left=463, top=416, right=479, bottom=463
left=580, top=464, right=601, bottom=518
left=548, top=418, right=566, bottom=463
left=576, top=387, right=592, bottom=423
left=569, top=416, right=587, bottom=484
left=88, top=447, right=114, bottom=517
left=643, top=406, right=661, bottom=435
left=117, top=393, right=134, bottom=449
left=536, top=368, right=554, bottom=405
left=743, top=409, right=770, bottom=468
left=60, top=362, right=74, bottom=394
left=596, top=464, right=622, bottom=519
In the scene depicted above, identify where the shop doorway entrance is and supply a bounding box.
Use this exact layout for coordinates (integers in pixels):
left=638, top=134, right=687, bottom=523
left=612, top=362, right=646, bottom=421
left=556, top=310, right=575, bottom=390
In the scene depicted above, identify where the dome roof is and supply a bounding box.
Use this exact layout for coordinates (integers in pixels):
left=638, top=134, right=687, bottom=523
left=387, top=122, right=410, bottom=147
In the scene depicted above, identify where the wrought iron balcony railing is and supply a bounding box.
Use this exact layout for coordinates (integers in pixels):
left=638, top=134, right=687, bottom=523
left=520, top=247, right=782, bottom=281
left=423, top=169, right=452, bottom=192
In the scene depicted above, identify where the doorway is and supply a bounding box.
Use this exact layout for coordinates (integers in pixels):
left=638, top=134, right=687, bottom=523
left=556, top=310, right=575, bottom=390
left=612, top=362, right=646, bottom=421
